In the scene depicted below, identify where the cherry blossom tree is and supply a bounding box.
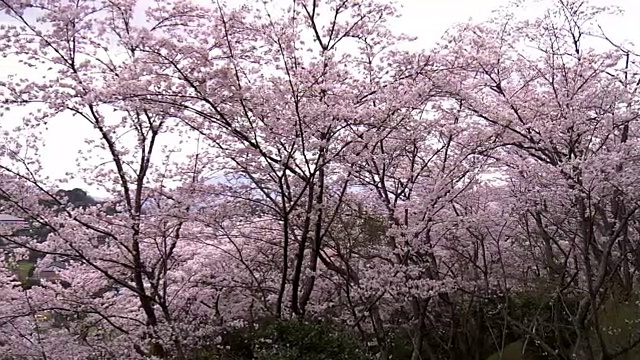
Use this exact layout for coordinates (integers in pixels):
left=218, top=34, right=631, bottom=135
left=1, top=0, right=640, bottom=359
left=434, top=0, right=640, bottom=358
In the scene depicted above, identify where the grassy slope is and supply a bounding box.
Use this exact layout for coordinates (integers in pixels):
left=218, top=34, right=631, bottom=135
left=485, top=340, right=533, bottom=360
left=12, top=260, right=35, bottom=283
left=597, top=297, right=640, bottom=360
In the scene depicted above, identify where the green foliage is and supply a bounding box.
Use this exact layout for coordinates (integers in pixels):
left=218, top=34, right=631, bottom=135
left=361, top=215, right=388, bottom=247
left=251, top=320, right=369, bottom=360
left=6, top=260, right=39, bottom=289
left=592, top=296, right=640, bottom=360
left=484, top=294, right=640, bottom=360
left=211, top=320, right=370, bottom=360
left=387, top=332, right=414, bottom=360
left=14, top=260, right=34, bottom=282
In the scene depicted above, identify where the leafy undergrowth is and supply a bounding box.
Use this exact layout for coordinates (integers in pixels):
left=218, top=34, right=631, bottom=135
left=14, top=260, right=34, bottom=282
left=196, top=320, right=370, bottom=360
left=485, top=340, right=533, bottom=360
left=485, top=296, right=640, bottom=360
left=596, top=296, right=640, bottom=360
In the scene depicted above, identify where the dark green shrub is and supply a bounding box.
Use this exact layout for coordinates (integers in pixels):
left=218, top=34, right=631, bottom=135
left=216, top=320, right=370, bottom=360
left=252, top=320, right=370, bottom=360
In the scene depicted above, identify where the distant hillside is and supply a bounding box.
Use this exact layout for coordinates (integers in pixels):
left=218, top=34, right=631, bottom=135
left=1, top=188, right=103, bottom=260
left=2, top=188, right=103, bottom=288
left=45, top=188, right=98, bottom=209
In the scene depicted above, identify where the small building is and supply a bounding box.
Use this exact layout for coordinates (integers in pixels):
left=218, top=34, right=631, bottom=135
left=0, top=214, right=28, bottom=249
left=34, top=260, right=68, bottom=282
left=0, top=214, right=27, bottom=227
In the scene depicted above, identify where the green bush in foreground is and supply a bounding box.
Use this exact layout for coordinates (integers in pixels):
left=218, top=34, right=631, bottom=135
left=209, top=320, right=370, bottom=360
left=252, top=320, right=369, bottom=360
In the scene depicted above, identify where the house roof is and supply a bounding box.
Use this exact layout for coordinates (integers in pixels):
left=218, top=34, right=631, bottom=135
left=0, top=214, right=25, bottom=222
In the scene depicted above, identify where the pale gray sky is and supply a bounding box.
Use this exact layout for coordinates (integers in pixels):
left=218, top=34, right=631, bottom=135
left=0, top=0, right=638, bottom=197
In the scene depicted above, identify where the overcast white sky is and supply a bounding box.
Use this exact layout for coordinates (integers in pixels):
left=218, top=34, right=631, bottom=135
left=0, top=0, right=638, bottom=198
